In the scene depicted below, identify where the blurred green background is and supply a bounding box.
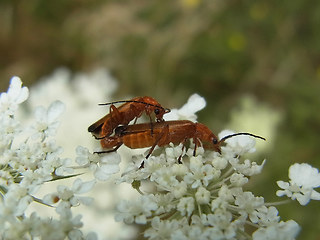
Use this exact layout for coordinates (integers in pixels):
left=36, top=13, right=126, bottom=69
left=1, top=0, right=320, bottom=239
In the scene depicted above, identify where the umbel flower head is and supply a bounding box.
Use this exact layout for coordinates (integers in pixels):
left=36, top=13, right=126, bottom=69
left=1, top=75, right=318, bottom=239
left=112, top=95, right=301, bottom=240
left=0, top=77, right=97, bottom=239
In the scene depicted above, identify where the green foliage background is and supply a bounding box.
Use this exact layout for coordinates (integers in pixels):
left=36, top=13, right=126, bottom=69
left=1, top=0, right=319, bottom=239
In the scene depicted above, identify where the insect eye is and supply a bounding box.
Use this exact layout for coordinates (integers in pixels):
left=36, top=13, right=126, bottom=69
left=154, top=108, right=160, bottom=115
left=213, top=139, right=218, bottom=145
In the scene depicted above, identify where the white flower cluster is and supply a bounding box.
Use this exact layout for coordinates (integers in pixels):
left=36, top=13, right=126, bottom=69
left=115, top=143, right=300, bottom=240
left=1, top=74, right=319, bottom=240
left=0, top=77, right=96, bottom=240
left=112, top=95, right=304, bottom=240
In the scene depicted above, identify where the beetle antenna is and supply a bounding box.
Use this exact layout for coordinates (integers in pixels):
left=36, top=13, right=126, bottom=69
left=219, top=132, right=266, bottom=143
left=98, top=100, right=170, bottom=113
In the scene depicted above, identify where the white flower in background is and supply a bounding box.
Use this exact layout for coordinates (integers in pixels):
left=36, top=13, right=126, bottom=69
left=26, top=68, right=118, bottom=158
left=44, top=178, right=95, bottom=217
left=276, top=163, right=320, bottom=205
left=164, top=93, right=206, bottom=121
left=226, top=95, right=283, bottom=152
left=32, top=100, right=65, bottom=140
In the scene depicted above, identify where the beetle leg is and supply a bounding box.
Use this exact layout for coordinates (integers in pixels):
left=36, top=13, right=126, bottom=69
left=94, top=143, right=123, bottom=154
left=133, top=117, right=138, bottom=124
left=145, top=124, right=169, bottom=159
left=99, top=105, right=122, bottom=139
left=177, top=138, right=188, bottom=164
left=192, top=137, right=202, bottom=156
left=178, top=145, right=185, bottom=164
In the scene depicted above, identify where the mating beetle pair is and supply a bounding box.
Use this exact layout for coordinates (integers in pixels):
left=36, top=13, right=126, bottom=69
left=88, top=96, right=265, bottom=165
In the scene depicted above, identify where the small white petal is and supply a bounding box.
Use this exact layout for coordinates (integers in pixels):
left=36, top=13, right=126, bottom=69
left=277, top=180, right=289, bottom=189
left=100, top=152, right=121, bottom=165
left=8, top=76, right=29, bottom=104
left=289, top=163, right=320, bottom=188
left=85, top=232, right=98, bottom=240
left=94, top=168, right=113, bottom=181
left=34, top=106, right=47, bottom=122
left=296, top=194, right=310, bottom=206
left=195, top=187, right=210, bottom=204
left=276, top=190, right=287, bottom=197
left=178, top=93, right=206, bottom=117
left=47, top=100, right=65, bottom=123
left=100, top=163, right=120, bottom=175
left=164, top=93, right=206, bottom=121
left=310, top=190, right=320, bottom=201
left=76, top=145, right=90, bottom=156
left=16, top=195, right=33, bottom=216
left=78, top=196, right=94, bottom=205
left=43, top=193, right=60, bottom=204
left=72, top=179, right=96, bottom=194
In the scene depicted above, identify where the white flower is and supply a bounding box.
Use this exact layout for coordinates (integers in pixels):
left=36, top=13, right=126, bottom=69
left=230, top=173, right=248, bottom=187
left=75, top=145, right=97, bottom=166
left=254, top=206, right=280, bottom=226
left=152, top=166, right=179, bottom=186
left=143, top=154, right=170, bottom=181
left=171, top=225, right=204, bottom=240
left=154, top=193, right=175, bottom=215
left=32, top=100, right=65, bottom=139
left=184, top=156, right=219, bottom=188
left=76, top=146, right=121, bottom=181
left=211, top=154, right=228, bottom=170
left=115, top=195, right=158, bottom=224
left=165, top=143, right=185, bottom=161
left=177, top=197, right=195, bottom=217
left=0, top=76, right=29, bottom=115
left=1, top=184, right=33, bottom=217
left=43, top=178, right=95, bottom=217
left=144, top=217, right=180, bottom=239
left=217, top=185, right=235, bottom=202
left=276, top=163, right=320, bottom=205
left=172, top=182, right=188, bottom=199
left=252, top=220, right=300, bottom=240
left=234, top=191, right=265, bottom=223
left=289, top=163, right=320, bottom=188
left=201, top=211, right=238, bottom=239
left=96, top=152, right=121, bottom=180
left=164, top=93, right=206, bottom=121
left=72, top=178, right=96, bottom=195
left=195, top=186, right=210, bottom=204
left=229, top=158, right=266, bottom=176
